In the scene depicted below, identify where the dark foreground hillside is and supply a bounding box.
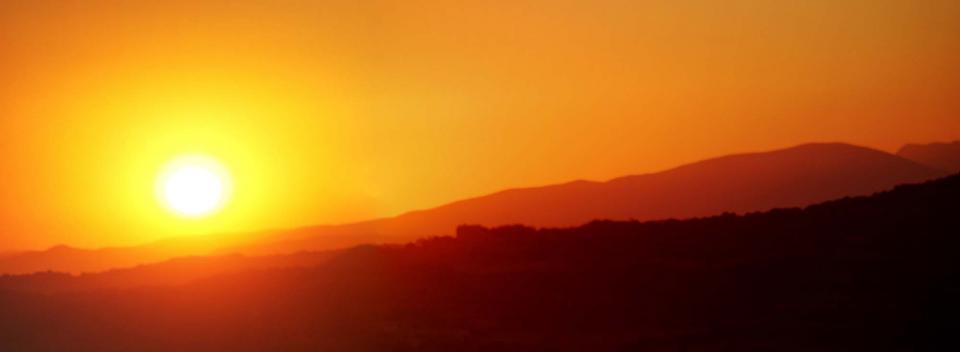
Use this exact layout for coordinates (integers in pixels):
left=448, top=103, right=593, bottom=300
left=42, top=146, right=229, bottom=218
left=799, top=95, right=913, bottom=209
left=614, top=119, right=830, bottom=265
left=1, top=174, right=959, bottom=351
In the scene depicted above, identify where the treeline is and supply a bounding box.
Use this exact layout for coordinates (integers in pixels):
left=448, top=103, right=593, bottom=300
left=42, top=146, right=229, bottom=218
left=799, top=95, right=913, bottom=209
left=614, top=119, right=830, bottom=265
left=0, top=174, right=958, bottom=351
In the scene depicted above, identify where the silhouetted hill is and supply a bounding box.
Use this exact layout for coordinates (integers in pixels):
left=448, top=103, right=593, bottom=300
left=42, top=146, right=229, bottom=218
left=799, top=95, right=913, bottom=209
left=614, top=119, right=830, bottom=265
left=0, top=235, right=229, bottom=275
left=897, top=140, right=960, bottom=172
left=0, top=142, right=947, bottom=274
left=0, top=250, right=335, bottom=294
left=0, top=173, right=956, bottom=351
left=251, top=142, right=947, bottom=254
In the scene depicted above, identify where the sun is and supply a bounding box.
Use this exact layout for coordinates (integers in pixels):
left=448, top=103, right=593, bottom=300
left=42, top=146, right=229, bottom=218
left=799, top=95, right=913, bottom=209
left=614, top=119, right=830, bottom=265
left=156, top=155, right=232, bottom=218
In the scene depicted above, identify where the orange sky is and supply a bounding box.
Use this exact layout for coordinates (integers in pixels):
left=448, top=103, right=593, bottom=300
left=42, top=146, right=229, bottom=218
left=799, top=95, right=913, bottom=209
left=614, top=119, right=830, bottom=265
left=1, top=0, right=959, bottom=250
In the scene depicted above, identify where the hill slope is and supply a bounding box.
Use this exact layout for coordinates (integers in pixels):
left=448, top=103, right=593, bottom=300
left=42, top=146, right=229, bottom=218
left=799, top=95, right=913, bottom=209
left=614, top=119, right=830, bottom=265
left=897, top=140, right=960, bottom=172
left=252, top=142, right=947, bottom=254
left=0, top=250, right=335, bottom=294
left=0, top=173, right=957, bottom=351
left=0, top=142, right=947, bottom=274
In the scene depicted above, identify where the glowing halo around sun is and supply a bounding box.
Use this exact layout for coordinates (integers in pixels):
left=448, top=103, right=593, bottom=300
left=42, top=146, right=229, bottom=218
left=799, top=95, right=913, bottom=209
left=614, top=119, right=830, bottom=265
left=156, top=155, right=232, bottom=218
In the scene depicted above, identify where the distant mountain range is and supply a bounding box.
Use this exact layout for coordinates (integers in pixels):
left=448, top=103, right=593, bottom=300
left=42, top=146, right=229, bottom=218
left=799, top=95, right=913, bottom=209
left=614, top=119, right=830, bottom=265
left=1, top=141, right=956, bottom=274
left=1, top=166, right=957, bottom=350
left=0, top=250, right=336, bottom=294
left=238, top=142, right=953, bottom=255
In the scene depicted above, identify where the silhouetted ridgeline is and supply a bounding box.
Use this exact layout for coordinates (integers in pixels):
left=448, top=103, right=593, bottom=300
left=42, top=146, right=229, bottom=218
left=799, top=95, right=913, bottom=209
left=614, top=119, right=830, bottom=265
left=897, top=140, right=960, bottom=172
left=250, top=143, right=950, bottom=255
left=0, top=251, right=336, bottom=294
left=0, top=174, right=958, bottom=351
left=1, top=142, right=950, bottom=275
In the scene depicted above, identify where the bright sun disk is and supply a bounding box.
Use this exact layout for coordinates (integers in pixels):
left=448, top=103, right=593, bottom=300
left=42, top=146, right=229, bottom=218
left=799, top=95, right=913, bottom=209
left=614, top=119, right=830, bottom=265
left=157, top=156, right=231, bottom=218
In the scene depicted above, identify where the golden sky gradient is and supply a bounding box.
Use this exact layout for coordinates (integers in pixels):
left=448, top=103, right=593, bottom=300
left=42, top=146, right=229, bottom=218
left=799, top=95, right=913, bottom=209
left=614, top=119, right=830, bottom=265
left=1, top=0, right=959, bottom=250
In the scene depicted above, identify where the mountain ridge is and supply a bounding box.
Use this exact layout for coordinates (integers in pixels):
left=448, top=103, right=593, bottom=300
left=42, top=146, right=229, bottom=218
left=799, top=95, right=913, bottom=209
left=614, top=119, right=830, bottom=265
left=249, top=142, right=947, bottom=253
left=1, top=141, right=951, bottom=274
left=897, top=140, right=960, bottom=172
left=1, top=172, right=957, bottom=350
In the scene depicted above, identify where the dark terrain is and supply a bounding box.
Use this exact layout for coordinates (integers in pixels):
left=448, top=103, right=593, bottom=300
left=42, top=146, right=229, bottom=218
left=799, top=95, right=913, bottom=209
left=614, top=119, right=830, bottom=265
left=0, top=173, right=957, bottom=351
